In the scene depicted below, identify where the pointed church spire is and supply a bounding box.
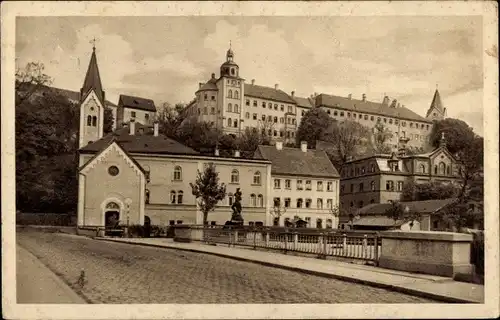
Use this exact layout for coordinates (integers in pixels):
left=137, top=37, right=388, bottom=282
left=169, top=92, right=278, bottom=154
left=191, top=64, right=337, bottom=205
left=430, top=87, right=444, bottom=112
left=81, top=43, right=104, bottom=104
left=425, top=86, right=445, bottom=120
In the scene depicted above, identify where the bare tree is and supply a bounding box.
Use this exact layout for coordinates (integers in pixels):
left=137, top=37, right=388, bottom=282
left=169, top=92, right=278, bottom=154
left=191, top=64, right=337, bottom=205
left=370, top=122, right=394, bottom=154
left=16, top=62, right=53, bottom=106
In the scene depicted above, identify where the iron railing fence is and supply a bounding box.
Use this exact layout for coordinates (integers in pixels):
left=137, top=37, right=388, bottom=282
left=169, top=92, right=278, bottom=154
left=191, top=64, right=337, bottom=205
left=180, top=225, right=381, bottom=263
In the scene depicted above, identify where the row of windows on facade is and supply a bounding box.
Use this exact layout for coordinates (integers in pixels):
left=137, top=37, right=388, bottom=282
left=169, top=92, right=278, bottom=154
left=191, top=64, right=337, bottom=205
left=244, top=113, right=297, bottom=125
left=274, top=217, right=334, bottom=228
left=150, top=166, right=265, bottom=185
left=343, top=161, right=454, bottom=178
left=319, top=108, right=431, bottom=130
left=274, top=179, right=336, bottom=192
left=340, top=180, right=404, bottom=194
left=245, top=99, right=295, bottom=114
left=273, top=197, right=335, bottom=209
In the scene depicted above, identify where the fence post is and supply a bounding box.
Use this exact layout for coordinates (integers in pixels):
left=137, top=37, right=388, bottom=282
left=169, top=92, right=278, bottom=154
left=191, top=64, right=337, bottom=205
left=284, top=232, right=288, bottom=254
left=265, top=232, right=270, bottom=247
left=253, top=230, right=257, bottom=250
left=374, top=235, right=379, bottom=265
left=363, top=234, right=368, bottom=258
left=293, top=233, right=298, bottom=251
left=234, top=230, right=238, bottom=247
left=323, top=233, right=328, bottom=258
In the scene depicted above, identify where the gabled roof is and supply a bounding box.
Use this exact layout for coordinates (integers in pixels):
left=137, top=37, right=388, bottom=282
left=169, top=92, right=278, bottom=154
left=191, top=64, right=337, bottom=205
left=244, top=84, right=297, bottom=104
left=118, top=94, right=157, bottom=112
left=293, top=96, right=314, bottom=109
left=357, top=198, right=457, bottom=216
left=253, top=145, right=339, bottom=178
left=79, top=139, right=146, bottom=175
left=81, top=48, right=104, bottom=104
left=352, top=216, right=405, bottom=227
left=315, top=93, right=430, bottom=123
left=79, top=122, right=199, bottom=155
left=426, top=89, right=444, bottom=117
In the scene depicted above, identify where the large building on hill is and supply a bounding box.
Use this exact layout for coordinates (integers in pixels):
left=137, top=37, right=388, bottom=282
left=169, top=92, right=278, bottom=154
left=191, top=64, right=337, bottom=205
left=187, top=45, right=446, bottom=151
left=75, top=45, right=341, bottom=229
left=337, top=133, right=461, bottom=228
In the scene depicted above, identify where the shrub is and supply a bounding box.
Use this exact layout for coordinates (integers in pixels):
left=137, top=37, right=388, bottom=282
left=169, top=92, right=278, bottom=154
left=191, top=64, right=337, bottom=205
left=127, top=224, right=144, bottom=237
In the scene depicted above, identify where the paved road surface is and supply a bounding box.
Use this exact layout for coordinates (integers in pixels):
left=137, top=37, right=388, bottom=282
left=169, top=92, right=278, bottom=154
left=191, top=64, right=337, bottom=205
left=17, top=231, right=437, bottom=304
left=17, top=245, right=86, bottom=303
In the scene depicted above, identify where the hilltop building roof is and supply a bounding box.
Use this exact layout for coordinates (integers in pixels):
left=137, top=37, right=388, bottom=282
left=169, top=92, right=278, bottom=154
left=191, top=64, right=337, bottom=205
left=118, top=94, right=157, bottom=112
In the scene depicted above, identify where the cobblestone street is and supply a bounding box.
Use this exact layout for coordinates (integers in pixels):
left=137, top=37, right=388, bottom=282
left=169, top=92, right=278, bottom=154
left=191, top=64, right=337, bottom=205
left=17, top=231, right=437, bottom=304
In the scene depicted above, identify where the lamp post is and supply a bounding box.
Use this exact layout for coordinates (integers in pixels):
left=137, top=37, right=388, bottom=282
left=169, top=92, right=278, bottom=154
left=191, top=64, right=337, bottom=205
left=124, top=198, right=132, bottom=237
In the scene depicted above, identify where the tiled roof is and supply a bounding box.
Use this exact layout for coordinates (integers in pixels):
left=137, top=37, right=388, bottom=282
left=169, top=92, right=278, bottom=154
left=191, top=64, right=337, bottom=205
left=244, top=84, right=297, bottom=104
left=198, top=82, right=218, bottom=92
left=253, top=145, right=339, bottom=178
left=357, top=198, right=457, bottom=216
left=315, top=94, right=430, bottom=123
left=119, top=94, right=157, bottom=112
left=293, top=96, right=313, bottom=109
left=79, top=122, right=199, bottom=155
left=81, top=49, right=104, bottom=103
left=352, top=216, right=405, bottom=227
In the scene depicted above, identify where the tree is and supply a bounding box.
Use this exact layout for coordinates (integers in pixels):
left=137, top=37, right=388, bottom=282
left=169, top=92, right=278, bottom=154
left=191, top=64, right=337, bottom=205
left=15, top=62, right=52, bottom=106
left=401, top=180, right=460, bottom=202
left=237, top=127, right=270, bottom=158
left=439, top=201, right=483, bottom=232
left=384, top=201, right=421, bottom=230
left=321, top=120, right=371, bottom=168
left=296, top=108, right=334, bottom=148
left=430, top=118, right=477, bottom=155
left=370, top=122, right=393, bottom=154
left=103, top=107, right=114, bottom=134
left=175, top=118, right=221, bottom=153
left=190, top=163, right=227, bottom=225
left=157, top=102, right=188, bottom=138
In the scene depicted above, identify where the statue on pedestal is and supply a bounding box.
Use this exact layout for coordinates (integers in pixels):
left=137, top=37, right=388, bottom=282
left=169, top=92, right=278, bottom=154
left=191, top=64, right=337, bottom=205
left=226, top=188, right=244, bottom=227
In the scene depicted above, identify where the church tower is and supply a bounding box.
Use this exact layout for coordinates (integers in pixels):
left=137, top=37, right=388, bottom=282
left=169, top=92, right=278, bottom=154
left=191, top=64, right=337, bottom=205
left=79, top=44, right=105, bottom=148
left=425, top=87, right=447, bottom=121
left=216, top=43, right=245, bottom=137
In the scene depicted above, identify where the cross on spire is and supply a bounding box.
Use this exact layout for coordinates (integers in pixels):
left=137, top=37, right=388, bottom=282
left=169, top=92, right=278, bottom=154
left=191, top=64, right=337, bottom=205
left=229, top=40, right=232, bottom=49
left=90, top=37, right=98, bottom=51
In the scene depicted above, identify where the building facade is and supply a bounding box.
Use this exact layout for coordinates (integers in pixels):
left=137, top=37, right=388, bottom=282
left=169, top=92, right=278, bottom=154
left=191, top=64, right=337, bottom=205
left=253, top=141, right=341, bottom=229
left=338, top=134, right=461, bottom=217
left=189, top=46, right=446, bottom=150
left=116, top=94, right=157, bottom=128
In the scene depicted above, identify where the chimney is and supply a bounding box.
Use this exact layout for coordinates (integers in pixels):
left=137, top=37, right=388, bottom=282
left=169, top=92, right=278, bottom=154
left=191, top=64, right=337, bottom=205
left=129, top=119, right=136, bottom=135
left=291, top=91, right=295, bottom=97
left=211, top=73, right=215, bottom=79
left=390, top=99, right=397, bottom=108
left=300, top=141, right=307, bottom=152
left=199, top=82, right=203, bottom=89
left=382, top=95, right=390, bottom=106
left=275, top=83, right=279, bottom=90
left=362, top=94, right=366, bottom=102
left=214, top=148, right=220, bottom=156
left=153, top=121, right=159, bottom=137
left=251, top=79, right=255, bottom=85
left=348, top=94, right=352, bottom=100
left=234, top=150, right=240, bottom=157
left=397, top=103, right=401, bottom=108
left=276, top=141, right=283, bottom=151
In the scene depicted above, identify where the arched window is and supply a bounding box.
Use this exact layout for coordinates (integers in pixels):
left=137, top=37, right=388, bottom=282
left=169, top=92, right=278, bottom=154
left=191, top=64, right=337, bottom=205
left=227, top=103, right=232, bottom=112
left=228, top=193, right=234, bottom=206
left=370, top=181, right=375, bottom=191
left=317, top=218, right=323, bottom=229
left=257, top=194, right=263, bottom=207
left=439, top=162, right=446, bottom=175
left=446, top=166, right=451, bottom=175
left=231, top=169, right=239, bottom=183
left=92, top=116, right=97, bottom=126
left=173, top=166, right=182, bottom=181
left=145, top=189, right=150, bottom=204
left=234, top=91, right=239, bottom=99
left=87, top=115, right=92, bottom=126
left=234, top=104, right=239, bottom=113
left=170, top=191, right=176, bottom=204
left=250, top=194, right=256, bottom=207
left=227, top=118, right=232, bottom=126
left=177, top=191, right=183, bottom=204
left=317, top=198, right=323, bottom=209
left=434, top=165, right=438, bottom=174
left=297, top=198, right=303, bottom=208
left=228, top=90, right=233, bottom=98
left=253, top=171, right=261, bottom=185
left=106, top=202, right=120, bottom=210
left=420, top=164, right=426, bottom=173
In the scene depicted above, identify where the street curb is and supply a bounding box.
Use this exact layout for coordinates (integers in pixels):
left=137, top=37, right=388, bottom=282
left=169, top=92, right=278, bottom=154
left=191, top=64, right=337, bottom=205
left=95, top=238, right=480, bottom=304
left=17, top=245, right=90, bottom=304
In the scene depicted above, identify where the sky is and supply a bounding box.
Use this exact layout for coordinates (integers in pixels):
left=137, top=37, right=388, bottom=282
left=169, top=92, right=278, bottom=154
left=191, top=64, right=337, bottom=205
left=16, top=16, right=483, bottom=134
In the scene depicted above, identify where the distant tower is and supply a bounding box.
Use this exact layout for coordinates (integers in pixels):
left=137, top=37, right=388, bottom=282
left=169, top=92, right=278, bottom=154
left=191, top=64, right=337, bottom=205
left=79, top=43, right=105, bottom=148
left=425, top=86, right=447, bottom=121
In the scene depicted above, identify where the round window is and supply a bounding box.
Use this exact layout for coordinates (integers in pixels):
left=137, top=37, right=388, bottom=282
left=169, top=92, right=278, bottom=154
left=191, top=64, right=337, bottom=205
left=108, top=166, right=119, bottom=176
left=90, top=106, right=95, bottom=111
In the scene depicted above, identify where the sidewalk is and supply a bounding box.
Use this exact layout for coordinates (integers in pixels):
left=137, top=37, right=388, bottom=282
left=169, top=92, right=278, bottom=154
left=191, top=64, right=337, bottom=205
left=16, top=246, right=87, bottom=304
left=96, top=237, right=484, bottom=304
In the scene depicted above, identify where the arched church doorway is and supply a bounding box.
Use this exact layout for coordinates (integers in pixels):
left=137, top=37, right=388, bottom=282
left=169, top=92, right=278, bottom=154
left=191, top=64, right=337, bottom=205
left=144, top=216, right=151, bottom=238
left=104, top=202, right=120, bottom=235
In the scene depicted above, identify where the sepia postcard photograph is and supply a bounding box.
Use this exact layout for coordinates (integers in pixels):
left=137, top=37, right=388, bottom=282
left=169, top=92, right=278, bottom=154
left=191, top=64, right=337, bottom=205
left=2, top=1, right=499, bottom=319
